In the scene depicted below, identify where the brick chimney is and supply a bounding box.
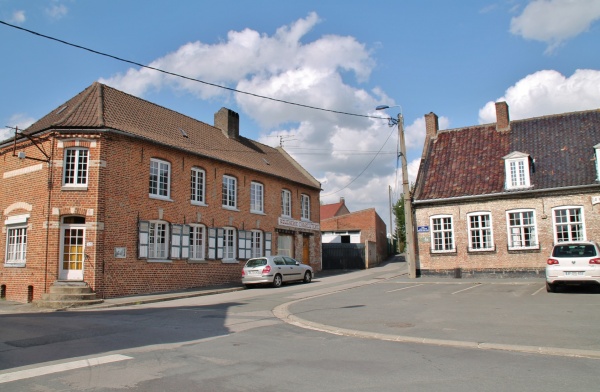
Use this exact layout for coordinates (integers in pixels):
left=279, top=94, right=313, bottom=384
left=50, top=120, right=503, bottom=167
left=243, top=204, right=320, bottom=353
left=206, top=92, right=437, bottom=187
left=495, top=101, right=510, bottom=131
left=214, top=107, right=239, bottom=139
left=424, top=112, right=439, bottom=140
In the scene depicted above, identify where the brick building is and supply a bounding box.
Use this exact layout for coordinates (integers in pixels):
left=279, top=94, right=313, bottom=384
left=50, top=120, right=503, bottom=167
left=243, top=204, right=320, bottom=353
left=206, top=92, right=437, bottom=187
left=0, top=82, right=322, bottom=303
left=412, top=102, right=600, bottom=277
left=321, top=199, right=388, bottom=266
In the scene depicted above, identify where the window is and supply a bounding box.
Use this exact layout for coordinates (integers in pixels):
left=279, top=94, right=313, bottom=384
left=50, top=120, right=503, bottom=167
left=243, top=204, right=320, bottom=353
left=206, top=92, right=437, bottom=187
left=277, top=234, right=293, bottom=257
left=5, top=225, right=27, bottom=265
left=63, top=148, right=88, bottom=187
left=189, top=224, right=205, bottom=260
left=223, top=227, right=236, bottom=260
left=149, top=159, right=171, bottom=199
left=222, top=175, right=237, bottom=209
left=431, top=215, right=455, bottom=252
left=301, top=194, right=310, bottom=221
left=250, top=182, right=264, bottom=213
left=553, top=207, right=585, bottom=243
left=149, top=221, right=169, bottom=259
left=503, top=152, right=531, bottom=190
left=595, top=144, right=600, bottom=181
left=281, top=189, right=291, bottom=217
left=467, top=212, right=493, bottom=251
left=251, top=230, right=263, bottom=258
left=191, top=168, right=206, bottom=205
left=507, top=210, right=538, bottom=249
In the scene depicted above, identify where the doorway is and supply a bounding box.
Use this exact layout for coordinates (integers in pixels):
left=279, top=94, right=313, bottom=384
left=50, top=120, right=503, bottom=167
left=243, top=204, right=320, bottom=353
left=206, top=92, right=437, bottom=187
left=59, top=216, right=86, bottom=281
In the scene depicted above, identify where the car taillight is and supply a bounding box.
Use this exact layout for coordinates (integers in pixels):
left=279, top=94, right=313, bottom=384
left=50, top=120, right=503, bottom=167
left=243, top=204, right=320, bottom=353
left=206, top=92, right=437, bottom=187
left=262, top=265, right=271, bottom=274
left=547, top=258, right=559, bottom=265
left=589, top=258, right=600, bottom=265
left=241, top=269, right=245, bottom=277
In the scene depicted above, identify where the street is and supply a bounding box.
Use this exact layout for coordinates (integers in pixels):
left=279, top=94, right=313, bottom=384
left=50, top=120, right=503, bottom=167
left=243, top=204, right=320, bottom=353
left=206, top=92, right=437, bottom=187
left=1, top=261, right=599, bottom=391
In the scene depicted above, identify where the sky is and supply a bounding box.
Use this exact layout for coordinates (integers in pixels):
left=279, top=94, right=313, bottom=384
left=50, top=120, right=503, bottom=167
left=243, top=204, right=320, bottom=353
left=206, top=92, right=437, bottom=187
left=1, top=0, right=600, bottom=234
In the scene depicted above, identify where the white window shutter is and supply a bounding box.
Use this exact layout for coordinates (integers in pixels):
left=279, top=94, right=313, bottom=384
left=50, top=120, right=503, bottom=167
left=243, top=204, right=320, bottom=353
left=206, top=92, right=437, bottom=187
left=138, top=221, right=149, bottom=259
left=208, top=228, right=217, bottom=259
left=181, top=225, right=190, bottom=259
left=217, top=228, right=224, bottom=259
left=238, top=230, right=247, bottom=259
left=171, top=224, right=182, bottom=259
left=265, top=232, right=272, bottom=256
left=245, top=232, right=252, bottom=258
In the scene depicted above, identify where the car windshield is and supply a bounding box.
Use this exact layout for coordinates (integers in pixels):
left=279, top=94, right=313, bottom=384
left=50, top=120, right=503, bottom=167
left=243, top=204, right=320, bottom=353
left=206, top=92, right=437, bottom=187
left=246, top=258, right=267, bottom=267
left=552, top=244, right=597, bottom=258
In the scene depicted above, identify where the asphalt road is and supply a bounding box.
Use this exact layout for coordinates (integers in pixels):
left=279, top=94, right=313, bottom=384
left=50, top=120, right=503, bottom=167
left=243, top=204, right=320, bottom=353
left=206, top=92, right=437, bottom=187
left=1, top=258, right=599, bottom=391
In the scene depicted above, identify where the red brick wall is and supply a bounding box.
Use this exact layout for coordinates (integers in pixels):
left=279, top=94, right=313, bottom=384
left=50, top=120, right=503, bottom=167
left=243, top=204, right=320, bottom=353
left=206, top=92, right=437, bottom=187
left=1, top=132, right=321, bottom=302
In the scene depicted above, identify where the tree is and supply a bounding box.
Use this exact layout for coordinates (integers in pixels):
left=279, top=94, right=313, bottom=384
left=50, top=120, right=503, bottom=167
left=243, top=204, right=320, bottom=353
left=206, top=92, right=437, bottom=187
left=393, top=194, right=406, bottom=252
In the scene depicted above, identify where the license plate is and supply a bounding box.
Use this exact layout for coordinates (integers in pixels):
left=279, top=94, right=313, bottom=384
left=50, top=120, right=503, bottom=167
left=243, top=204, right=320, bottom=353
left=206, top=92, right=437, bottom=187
left=565, top=271, right=585, bottom=276
left=249, top=270, right=260, bottom=275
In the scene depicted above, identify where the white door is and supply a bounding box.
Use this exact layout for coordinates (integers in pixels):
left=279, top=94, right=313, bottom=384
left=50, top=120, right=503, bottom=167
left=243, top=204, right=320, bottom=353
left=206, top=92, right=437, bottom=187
left=59, top=218, right=86, bottom=281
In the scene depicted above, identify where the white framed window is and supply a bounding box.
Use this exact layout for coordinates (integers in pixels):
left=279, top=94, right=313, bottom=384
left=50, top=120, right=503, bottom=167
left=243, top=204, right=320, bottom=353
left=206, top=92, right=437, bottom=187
left=5, top=225, right=27, bottom=265
left=148, top=221, right=169, bottom=259
left=503, top=152, right=531, bottom=190
left=553, top=206, right=585, bottom=243
left=281, top=189, right=291, bottom=217
left=467, top=212, right=493, bottom=251
left=250, top=182, right=264, bottom=213
left=595, top=144, right=600, bottom=181
left=506, top=209, right=538, bottom=250
left=223, top=227, right=236, bottom=261
left=63, top=148, right=89, bottom=187
left=301, top=194, right=310, bottom=221
left=430, top=215, right=455, bottom=253
left=149, top=159, right=171, bottom=199
left=189, top=224, right=206, bottom=260
left=251, top=230, right=263, bottom=258
left=191, top=168, right=206, bottom=205
left=222, top=175, right=237, bottom=209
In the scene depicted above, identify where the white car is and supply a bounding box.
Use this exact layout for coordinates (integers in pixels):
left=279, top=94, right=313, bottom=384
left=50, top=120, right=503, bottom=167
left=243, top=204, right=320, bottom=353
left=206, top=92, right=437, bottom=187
left=546, top=241, right=600, bottom=292
left=241, top=255, right=313, bottom=288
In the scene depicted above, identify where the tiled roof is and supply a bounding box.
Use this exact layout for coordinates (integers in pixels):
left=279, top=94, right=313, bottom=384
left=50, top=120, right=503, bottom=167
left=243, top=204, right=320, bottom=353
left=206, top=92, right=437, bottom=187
left=20, top=82, right=321, bottom=190
left=320, top=202, right=345, bottom=220
left=414, top=108, right=600, bottom=201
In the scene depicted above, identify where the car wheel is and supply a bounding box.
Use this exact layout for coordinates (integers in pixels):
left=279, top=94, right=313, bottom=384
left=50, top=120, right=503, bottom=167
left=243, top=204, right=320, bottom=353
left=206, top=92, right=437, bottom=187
left=303, top=271, right=312, bottom=283
left=272, top=274, right=283, bottom=288
left=546, top=281, right=555, bottom=293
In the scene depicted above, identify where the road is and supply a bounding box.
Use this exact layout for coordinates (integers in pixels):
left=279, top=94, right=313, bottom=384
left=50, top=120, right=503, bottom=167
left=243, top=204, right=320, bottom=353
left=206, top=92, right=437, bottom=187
left=1, top=260, right=599, bottom=391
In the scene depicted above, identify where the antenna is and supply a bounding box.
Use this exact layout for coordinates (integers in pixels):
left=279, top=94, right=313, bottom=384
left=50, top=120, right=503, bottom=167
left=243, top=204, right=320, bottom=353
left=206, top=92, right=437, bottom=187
left=267, top=134, right=297, bottom=147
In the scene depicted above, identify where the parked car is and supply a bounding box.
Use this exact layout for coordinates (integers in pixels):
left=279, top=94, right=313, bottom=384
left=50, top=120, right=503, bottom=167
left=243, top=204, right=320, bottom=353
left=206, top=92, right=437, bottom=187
left=242, top=255, right=313, bottom=288
left=546, top=241, right=600, bottom=292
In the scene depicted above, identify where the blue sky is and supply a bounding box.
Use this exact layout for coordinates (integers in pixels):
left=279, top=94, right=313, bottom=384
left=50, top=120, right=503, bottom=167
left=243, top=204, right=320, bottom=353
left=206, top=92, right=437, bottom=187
left=1, top=0, right=599, bottom=233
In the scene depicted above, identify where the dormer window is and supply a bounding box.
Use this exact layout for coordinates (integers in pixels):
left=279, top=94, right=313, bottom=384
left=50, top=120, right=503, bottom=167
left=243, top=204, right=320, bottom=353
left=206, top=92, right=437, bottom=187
left=503, top=152, right=531, bottom=190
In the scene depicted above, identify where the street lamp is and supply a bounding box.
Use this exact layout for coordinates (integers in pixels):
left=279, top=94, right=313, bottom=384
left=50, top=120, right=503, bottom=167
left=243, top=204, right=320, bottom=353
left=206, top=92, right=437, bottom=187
left=376, top=105, right=417, bottom=279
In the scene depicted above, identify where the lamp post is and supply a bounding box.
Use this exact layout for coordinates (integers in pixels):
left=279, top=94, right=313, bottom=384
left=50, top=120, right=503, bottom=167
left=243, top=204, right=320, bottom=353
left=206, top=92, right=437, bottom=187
left=376, top=105, right=417, bottom=278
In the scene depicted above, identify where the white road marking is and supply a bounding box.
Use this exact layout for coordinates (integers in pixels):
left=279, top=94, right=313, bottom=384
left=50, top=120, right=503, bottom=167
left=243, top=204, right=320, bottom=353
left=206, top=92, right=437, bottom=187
left=532, top=286, right=545, bottom=296
left=0, top=354, right=132, bottom=384
left=451, top=284, right=482, bottom=295
left=387, top=284, right=424, bottom=293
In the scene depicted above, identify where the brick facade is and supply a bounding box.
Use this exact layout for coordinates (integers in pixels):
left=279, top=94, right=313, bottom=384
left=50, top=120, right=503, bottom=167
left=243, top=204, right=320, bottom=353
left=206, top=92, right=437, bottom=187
left=0, top=83, right=322, bottom=303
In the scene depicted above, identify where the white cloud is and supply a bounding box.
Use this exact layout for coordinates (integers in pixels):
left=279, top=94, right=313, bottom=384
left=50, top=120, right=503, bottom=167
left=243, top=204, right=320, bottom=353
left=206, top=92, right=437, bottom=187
left=510, top=0, right=600, bottom=53
left=99, top=12, right=416, bottom=230
left=0, top=113, right=36, bottom=141
left=10, top=10, right=26, bottom=24
left=46, top=3, right=68, bottom=20
left=478, top=69, right=600, bottom=123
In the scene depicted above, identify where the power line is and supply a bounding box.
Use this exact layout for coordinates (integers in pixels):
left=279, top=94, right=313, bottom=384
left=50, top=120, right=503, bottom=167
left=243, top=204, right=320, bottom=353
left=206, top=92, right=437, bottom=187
left=0, top=20, right=387, bottom=121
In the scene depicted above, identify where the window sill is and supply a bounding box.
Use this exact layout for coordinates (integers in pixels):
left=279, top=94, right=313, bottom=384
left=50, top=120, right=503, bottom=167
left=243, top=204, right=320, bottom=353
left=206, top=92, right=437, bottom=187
left=62, top=186, right=88, bottom=191
left=221, top=259, right=239, bottom=264
left=146, top=259, right=172, bottom=263
left=222, top=206, right=239, bottom=212
left=508, top=247, right=541, bottom=254
left=149, top=195, right=173, bottom=202
left=191, top=201, right=207, bottom=207
left=188, top=259, right=207, bottom=264
left=430, top=250, right=457, bottom=256
left=4, top=262, right=26, bottom=268
left=251, top=210, right=266, bottom=215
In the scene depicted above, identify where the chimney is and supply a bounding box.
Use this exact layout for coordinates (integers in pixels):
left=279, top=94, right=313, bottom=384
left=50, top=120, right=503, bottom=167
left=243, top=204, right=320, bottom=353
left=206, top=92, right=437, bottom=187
left=214, top=107, right=240, bottom=139
left=495, top=101, right=510, bottom=131
left=340, top=197, right=345, bottom=204
left=425, top=112, right=439, bottom=140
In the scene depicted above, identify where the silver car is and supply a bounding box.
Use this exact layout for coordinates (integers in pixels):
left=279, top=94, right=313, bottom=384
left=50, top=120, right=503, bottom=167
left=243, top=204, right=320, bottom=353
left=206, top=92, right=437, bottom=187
left=242, top=255, right=313, bottom=288
left=546, top=241, right=600, bottom=292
